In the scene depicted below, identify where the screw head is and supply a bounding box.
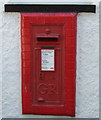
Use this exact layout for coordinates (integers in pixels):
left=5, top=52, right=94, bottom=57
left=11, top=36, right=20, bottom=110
left=45, top=29, right=51, bottom=34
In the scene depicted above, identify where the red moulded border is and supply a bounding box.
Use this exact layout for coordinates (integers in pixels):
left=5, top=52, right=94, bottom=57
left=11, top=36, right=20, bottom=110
left=21, top=13, right=77, bottom=117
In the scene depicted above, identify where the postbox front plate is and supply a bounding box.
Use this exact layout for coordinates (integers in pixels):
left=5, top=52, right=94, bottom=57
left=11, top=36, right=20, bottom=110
left=21, top=13, right=77, bottom=116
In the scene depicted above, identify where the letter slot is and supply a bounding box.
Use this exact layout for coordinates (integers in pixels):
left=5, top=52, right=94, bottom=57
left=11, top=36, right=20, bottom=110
left=37, top=34, right=59, bottom=42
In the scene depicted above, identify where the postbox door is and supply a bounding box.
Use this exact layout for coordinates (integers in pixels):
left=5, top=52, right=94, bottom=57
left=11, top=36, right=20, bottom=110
left=33, top=48, right=63, bottom=105
left=32, top=24, right=65, bottom=106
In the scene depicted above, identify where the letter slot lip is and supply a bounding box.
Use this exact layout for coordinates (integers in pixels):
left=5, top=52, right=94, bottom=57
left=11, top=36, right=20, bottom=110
left=37, top=34, right=59, bottom=38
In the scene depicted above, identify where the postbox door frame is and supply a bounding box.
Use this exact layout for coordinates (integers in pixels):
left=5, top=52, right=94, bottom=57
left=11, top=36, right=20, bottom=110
left=21, top=13, right=77, bottom=116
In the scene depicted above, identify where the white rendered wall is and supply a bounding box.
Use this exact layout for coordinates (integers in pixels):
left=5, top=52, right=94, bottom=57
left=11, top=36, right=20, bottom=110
left=0, top=1, right=2, bottom=119
left=1, top=0, right=99, bottom=118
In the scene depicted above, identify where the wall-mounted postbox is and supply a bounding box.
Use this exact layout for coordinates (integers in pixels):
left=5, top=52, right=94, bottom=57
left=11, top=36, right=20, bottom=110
left=21, top=13, right=77, bottom=116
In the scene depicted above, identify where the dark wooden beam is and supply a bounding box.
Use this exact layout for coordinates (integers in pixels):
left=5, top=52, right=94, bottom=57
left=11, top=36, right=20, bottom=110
left=4, top=4, right=96, bottom=13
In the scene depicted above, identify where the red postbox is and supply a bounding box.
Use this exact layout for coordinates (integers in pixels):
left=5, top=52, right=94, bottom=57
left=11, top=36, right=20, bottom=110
left=21, top=13, right=77, bottom=116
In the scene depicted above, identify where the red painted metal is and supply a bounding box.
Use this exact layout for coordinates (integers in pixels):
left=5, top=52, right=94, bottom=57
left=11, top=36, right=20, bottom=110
left=21, top=13, right=77, bottom=116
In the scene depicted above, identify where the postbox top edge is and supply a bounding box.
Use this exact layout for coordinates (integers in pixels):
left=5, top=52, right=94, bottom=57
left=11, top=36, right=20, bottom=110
left=21, top=13, right=77, bottom=17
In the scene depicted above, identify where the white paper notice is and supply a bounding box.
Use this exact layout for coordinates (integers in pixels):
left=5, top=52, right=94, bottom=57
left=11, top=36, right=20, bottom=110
left=41, top=49, right=54, bottom=71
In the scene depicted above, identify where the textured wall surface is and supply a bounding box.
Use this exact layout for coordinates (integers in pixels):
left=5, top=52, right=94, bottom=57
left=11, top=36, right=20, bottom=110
left=76, top=13, right=99, bottom=118
left=0, top=1, right=2, bottom=119
left=1, top=0, right=99, bottom=118
left=6, top=0, right=100, bottom=3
